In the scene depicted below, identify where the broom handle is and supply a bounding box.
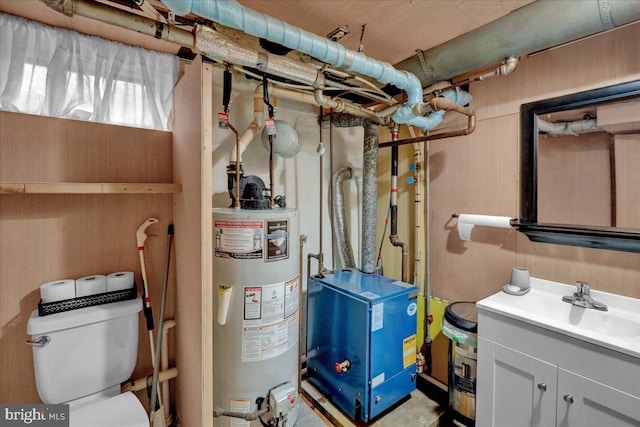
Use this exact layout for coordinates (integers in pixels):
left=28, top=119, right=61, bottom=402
left=137, top=218, right=159, bottom=368
left=149, top=225, right=174, bottom=419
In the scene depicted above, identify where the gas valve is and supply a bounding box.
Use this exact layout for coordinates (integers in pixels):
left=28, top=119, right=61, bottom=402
left=334, top=358, right=351, bottom=373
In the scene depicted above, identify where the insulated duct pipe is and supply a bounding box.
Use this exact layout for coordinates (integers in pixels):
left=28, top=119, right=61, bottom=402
left=41, top=0, right=194, bottom=47
left=332, top=167, right=357, bottom=269
left=196, top=26, right=388, bottom=125
left=329, top=115, right=380, bottom=274
left=396, top=0, right=640, bottom=87
left=162, top=0, right=441, bottom=130
left=361, top=121, right=379, bottom=274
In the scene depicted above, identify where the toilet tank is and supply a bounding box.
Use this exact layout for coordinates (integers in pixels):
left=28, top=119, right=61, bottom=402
left=27, top=298, right=142, bottom=404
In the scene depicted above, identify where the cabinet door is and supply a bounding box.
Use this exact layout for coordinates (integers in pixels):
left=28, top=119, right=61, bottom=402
left=557, top=368, right=640, bottom=427
left=477, top=338, right=556, bottom=427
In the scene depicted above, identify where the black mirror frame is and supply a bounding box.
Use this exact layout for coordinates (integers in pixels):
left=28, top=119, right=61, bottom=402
left=518, top=80, right=640, bottom=253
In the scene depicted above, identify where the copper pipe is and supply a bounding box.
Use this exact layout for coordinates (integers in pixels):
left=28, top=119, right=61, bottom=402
left=305, top=252, right=320, bottom=363
left=378, top=113, right=475, bottom=149
left=298, top=235, right=307, bottom=392
left=315, top=106, right=326, bottom=278
left=388, top=127, right=408, bottom=283
left=389, top=235, right=409, bottom=282
left=226, top=122, right=241, bottom=209
left=429, top=97, right=472, bottom=116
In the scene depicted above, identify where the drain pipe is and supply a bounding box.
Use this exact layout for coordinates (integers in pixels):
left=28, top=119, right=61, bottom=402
left=396, top=0, right=640, bottom=87
left=332, top=167, right=357, bottom=269
left=163, top=0, right=442, bottom=130
left=388, top=127, right=409, bottom=283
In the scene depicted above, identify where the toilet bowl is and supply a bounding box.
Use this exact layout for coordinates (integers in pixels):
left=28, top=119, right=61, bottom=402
left=71, top=390, right=148, bottom=427
left=27, top=297, right=149, bottom=427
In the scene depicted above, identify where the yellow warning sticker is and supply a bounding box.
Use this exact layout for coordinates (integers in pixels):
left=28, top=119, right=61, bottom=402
left=403, top=334, right=417, bottom=368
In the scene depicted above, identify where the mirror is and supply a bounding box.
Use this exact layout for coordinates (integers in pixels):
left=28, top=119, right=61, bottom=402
left=519, top=80, right=640, bottom=253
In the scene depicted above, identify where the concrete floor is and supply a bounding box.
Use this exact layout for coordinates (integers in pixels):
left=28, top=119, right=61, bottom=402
left=300, top=380, right=446, bottom=427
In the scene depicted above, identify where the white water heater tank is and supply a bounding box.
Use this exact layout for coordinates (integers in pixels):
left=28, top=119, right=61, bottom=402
left=213, top=208, right=300, bottom=427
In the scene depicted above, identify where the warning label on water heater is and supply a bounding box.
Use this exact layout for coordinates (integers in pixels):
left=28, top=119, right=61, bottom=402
left=242, top=277, right=299, bottom=362
left=265, top=219, right=289, bottom=261
left=214, top=220, right=263, bottom=259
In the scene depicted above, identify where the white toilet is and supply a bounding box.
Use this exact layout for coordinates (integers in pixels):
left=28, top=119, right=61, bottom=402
left=27, top=297, right=149, bottom=427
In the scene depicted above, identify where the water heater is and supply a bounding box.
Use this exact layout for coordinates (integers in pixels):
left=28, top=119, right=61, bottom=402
left=307, top=269, right=418, bottom=422
left=213, top=208, right=300, bottom=427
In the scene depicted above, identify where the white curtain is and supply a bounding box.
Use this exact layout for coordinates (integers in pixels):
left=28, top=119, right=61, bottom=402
left=0, top=13, right=179, bottom=130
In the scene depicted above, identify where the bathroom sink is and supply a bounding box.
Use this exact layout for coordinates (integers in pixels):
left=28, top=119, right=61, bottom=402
left=477, top=278, right=640, bottom=358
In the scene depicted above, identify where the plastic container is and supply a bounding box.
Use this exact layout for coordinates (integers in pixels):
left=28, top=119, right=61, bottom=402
left=442, top=301, right=478, bottom=426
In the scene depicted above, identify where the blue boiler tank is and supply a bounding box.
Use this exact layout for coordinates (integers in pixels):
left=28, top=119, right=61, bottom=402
left=306, top=269, right=418, bottom=422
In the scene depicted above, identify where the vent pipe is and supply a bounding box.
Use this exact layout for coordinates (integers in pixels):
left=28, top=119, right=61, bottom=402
left=361, top=121, right=379, bottom=274
left=332, top=167, right=357, bottom=269
left=396, top=0, right=640, bottom=87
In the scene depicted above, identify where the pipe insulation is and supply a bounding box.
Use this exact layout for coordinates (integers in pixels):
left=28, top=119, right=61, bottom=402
left=162, top=0, right=457, bottom=130
left=195, top=25, right=319, bottom=86
left=332, top=167, right=357, bottom=269
left=42, top=0, right=194, bottom=47
left=197, top=27, right=387, bottom=125
left=396, top=0, right=640, bottom=87
left=537, top=118, right=600, bottom=136
left=361, top=121, right=379, bottom=274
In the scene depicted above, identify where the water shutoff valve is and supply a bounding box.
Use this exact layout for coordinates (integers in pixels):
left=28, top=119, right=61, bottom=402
left=334, top=358, right=351, bottom=373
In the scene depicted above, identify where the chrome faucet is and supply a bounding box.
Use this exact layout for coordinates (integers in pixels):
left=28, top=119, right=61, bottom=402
left=562, top=281, right=608, bottom=311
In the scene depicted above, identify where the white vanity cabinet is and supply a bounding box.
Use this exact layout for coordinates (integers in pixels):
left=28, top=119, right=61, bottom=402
left=476, top=307, right=640, bottom=427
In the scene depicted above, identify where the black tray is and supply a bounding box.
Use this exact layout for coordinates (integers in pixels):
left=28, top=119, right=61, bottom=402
left=38, top=284, right=138, bottom=316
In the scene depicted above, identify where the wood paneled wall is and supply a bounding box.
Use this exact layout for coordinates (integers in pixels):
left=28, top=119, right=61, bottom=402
left=538, top=132, right=611, bottom=226
left=0, top=112, right=175, bottom=406
left=427, top=22, right=640, bottom=303
left=615, top=134, right=640, bottom=229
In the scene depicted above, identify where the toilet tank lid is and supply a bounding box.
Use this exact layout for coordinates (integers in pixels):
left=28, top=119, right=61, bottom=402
left=27, top=297, right=142, bottom=335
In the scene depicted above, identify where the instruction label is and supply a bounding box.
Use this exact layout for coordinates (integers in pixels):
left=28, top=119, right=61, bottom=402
left=229, top=398, right=250, bottom=427
left=244, top=287, right=262, bottom=320
left=372, top=302, right=384, bottom=331
left=241, top=277, right=300, bottom=362
left=284, top=277, right=300, bottom=319
left=215, top=220, right=263, bottom=259
left=403, top=334, right=417, bottom=368
left=265, top=219, right=289, bottom=261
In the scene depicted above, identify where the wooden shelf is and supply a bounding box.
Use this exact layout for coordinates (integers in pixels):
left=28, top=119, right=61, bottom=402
left=0, top=182, right=182, bottom=194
